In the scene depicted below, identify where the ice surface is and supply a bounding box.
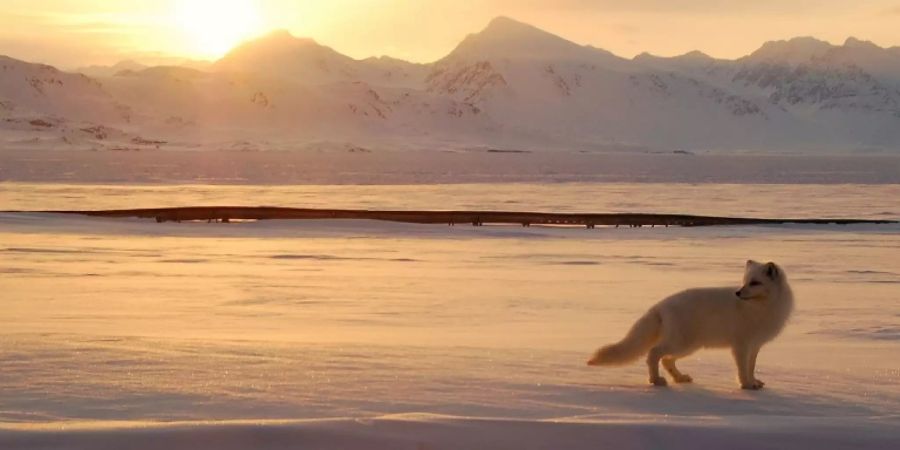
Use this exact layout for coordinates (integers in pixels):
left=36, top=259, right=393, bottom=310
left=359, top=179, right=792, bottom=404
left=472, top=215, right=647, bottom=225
left=1, top=149, right=900, bottom=185
left=0, top=184, right=898, bottom=449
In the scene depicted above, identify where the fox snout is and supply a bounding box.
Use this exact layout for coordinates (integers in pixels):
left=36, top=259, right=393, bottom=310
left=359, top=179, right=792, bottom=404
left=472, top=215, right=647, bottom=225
left=735, top=289, right=742, bottom=298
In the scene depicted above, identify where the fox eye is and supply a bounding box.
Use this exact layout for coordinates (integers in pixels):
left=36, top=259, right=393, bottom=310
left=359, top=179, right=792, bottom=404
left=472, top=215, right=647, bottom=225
left=749, top=280, right=762, bottom=286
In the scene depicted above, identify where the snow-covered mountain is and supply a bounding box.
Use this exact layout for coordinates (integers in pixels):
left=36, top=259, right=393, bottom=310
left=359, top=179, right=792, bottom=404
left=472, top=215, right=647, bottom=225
left=214, top=30, right=428, bottom=89
left=2, top=16, right=900, bottom=152
left=77, top=60, right=148, bottom=78
left=636, top=35, right=900, bottom=149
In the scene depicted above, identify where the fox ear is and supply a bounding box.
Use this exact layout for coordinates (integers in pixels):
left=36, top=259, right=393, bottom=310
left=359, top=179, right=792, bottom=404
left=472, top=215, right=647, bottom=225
left=765, top=262, right=779, bottom=279
left=746, top=259, right=757, bottom=266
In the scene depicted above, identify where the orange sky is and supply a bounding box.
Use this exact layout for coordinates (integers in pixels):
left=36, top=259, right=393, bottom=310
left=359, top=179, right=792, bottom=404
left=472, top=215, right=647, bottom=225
left=2, top=0, right=899, bottom=68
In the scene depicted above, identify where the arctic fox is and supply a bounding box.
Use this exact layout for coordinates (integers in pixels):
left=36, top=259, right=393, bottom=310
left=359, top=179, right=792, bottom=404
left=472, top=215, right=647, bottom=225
left=587, top=260, right=793, bottom=389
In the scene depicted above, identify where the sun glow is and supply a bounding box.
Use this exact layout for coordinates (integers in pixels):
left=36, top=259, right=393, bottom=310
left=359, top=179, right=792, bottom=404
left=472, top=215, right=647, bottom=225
left=175, top=0, right=265, bottom=59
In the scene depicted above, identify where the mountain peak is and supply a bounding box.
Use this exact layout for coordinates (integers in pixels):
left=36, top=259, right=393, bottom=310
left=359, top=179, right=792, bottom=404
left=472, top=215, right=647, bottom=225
left=745, top=36, right=835, bottom=63
left=263, top=29, right=294, bottom=40
left=441, top=16, right=614, bottom=62
left=843, top=36, right=881, bottom=50
left=232, top=29, right=320, bottom=52
left=214, top=29, right=350, bottom=74
left=481, top=16, right=539, bottom=35
left=633, top=50, right=713, bottom=64
left=473, top=16, right=571, bottom=46
left=679, top=50, right=714, bottom=61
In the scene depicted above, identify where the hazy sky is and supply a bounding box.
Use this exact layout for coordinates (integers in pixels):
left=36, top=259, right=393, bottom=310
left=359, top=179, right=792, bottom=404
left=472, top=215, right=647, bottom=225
left=2, top=0, right=899, bottom=68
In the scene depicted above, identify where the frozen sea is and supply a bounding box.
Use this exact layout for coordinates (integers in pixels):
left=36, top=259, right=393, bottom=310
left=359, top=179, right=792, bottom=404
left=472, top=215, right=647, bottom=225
left=0, top=182, right=898, bottom=449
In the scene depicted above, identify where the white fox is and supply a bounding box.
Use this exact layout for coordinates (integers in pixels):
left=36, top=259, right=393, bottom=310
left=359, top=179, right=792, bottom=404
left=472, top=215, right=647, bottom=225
left=587, top=260, right=793, bottom=389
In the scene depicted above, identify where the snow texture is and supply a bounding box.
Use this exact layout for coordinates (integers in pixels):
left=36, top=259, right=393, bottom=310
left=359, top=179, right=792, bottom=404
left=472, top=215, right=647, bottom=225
left=1, top=183, right=898, bottom=449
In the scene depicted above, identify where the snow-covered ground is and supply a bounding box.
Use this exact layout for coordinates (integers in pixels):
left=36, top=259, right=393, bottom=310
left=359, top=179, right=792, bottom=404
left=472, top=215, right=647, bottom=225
left=0, top=183, right=898, bottom=449
left=2, top=149, right=900, bottom=184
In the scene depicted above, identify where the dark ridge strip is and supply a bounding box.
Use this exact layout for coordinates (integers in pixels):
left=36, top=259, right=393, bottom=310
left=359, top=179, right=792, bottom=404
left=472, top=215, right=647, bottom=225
left=4, top=207, right=896, bottom=228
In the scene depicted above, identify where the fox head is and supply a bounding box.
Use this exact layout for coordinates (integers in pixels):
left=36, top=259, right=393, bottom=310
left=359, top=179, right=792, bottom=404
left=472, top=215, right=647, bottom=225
left=736, top=260, right=784, bottom=300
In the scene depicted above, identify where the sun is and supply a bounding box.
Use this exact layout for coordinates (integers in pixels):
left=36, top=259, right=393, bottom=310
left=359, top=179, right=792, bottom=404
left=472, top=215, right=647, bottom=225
left=175, top=0, right=265, bottom=59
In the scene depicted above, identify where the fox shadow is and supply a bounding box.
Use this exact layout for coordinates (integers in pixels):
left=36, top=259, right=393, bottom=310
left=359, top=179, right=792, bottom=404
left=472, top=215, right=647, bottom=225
left=564, top=378, right=880, bottom=418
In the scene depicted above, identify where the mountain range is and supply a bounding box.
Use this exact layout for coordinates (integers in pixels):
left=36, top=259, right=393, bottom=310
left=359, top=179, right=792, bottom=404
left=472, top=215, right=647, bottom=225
left=2, top=16, right=900, bottom=153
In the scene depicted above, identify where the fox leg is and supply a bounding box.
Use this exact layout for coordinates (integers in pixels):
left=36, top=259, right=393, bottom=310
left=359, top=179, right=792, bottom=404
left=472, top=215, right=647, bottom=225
left=733, top=345, right=763, bottom=390
left=646, top=345, right=669, bottom=386
left=662, top=356, right=692, bottom=383
left=748, top=346, right=764, bottom=387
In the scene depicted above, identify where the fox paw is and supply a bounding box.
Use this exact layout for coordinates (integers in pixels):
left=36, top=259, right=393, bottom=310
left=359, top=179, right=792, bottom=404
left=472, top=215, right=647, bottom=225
left=754, top=378, right=765, bottom=387
left=650, top=376, right=668, bottom=387
left=673, top=374, right=693, bottom=383
left=741, top=380, right=764, bottom=390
